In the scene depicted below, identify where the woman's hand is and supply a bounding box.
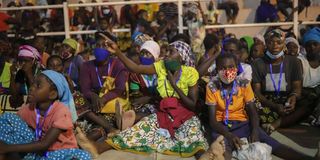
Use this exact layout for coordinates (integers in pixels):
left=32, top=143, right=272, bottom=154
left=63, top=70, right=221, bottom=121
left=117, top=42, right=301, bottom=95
left=166, top=71, right=177, bottom=88
left=275, top=104, right=286, bottom=116
left=225, top=133, right=243, bottom=150
left=131, top=96, right=151, bottom=107
left=90, top=93, right=106, bottom=113
left=285, top=95, right=296, bottom=114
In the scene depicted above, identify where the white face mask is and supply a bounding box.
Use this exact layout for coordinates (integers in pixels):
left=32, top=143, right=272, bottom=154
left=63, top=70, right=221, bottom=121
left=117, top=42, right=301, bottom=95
left=266, top=50, right=285, bottom=59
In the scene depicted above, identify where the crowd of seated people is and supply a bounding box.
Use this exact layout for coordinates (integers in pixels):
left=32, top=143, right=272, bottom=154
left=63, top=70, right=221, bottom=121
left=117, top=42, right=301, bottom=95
left=0, top=1, right=320, bottom=160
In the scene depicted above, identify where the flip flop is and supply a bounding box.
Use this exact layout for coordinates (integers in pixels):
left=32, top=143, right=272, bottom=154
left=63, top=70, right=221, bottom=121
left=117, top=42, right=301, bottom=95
left=115, top=100, right=123, bottom=130
left=75, top=127, right=99, bottom=158
left=121, top=110, right=136, bottom=131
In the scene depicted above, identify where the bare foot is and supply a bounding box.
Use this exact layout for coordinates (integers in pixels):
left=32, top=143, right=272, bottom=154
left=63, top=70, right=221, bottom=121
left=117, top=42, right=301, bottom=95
left=122, top=110, right=136, bottom=130
left=75, top=127, right=99, bottom=158
left=199, top=135, right=225, bottom=160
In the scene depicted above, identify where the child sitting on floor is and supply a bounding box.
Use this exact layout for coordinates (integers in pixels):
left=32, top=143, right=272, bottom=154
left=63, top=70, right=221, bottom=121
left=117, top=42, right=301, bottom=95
left=206, top=53, right=320, bottom=160
left=0, top=70, right=91, bottom=160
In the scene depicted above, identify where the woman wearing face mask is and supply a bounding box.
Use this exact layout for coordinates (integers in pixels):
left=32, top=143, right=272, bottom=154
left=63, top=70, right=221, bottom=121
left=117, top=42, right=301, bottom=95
left=76, top=40, right=208, bottom=158
left=10, top=45, right=42, bottom=108
left=206, top=53, right=319, bottom=160
left=128, top=41, right=161, bottom=127
left=252, top=29, right=303, bottom=133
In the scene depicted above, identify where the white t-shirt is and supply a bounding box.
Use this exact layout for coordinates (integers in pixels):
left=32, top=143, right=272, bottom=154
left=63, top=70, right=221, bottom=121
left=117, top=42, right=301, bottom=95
left=298, top=55, right=320, bottom=88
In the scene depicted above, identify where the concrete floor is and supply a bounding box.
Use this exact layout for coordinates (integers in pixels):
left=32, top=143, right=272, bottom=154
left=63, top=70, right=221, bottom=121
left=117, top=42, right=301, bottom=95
left=96, top=130, right=318, bottom=160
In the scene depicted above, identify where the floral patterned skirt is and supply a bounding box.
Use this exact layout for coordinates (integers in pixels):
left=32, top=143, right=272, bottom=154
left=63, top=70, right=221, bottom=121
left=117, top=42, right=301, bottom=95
left=255, top=94, right=287, bottom=124
left=106, top=114, right=208, bottom=157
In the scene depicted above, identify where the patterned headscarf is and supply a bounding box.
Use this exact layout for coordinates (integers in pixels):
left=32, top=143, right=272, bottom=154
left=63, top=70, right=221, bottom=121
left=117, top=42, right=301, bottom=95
left=264, top=29, right=285, bottom=41
left=18, top=45, right=41, bottom=61
left=169, top=41, right=195, bottom=67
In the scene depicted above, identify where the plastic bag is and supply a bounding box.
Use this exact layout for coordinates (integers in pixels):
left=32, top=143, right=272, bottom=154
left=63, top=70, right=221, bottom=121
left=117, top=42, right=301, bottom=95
left=232, top=138, right=272, bottom=160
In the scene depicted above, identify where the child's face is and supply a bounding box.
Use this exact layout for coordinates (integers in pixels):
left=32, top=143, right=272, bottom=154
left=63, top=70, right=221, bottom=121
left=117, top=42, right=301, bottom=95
left=217, top=57, right=236, bottom=71
left=28, top=74, right=57, bottom=104
left=224, top=43, right=238, bottom=55
left=47, top=58, right=64, bottom=73
left=251, top=44, right=265, bottom=59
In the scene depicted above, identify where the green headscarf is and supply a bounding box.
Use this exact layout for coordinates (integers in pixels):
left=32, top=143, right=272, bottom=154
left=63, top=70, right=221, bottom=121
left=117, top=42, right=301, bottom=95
left=241, top=36, right=254, bottom=53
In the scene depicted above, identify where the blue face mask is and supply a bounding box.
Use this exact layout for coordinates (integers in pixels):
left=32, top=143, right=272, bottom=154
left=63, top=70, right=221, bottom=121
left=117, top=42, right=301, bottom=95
left=139, top=56, right=155, bottom=65
left=94, top=48, right=110, bottom=62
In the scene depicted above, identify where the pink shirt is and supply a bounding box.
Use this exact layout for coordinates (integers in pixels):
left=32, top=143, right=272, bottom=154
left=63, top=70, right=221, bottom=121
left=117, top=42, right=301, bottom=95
left=17, top=101, right=78, bottom=151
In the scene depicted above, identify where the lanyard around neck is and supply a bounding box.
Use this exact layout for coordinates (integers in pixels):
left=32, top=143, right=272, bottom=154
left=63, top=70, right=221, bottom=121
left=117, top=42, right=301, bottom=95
left=269, top=61, right=284, bottom=97
left=222, top=81, right=236, bottom=127
left=35, top=104, right=53, bottom=140
left=68, top=62, right=73, bottom=75
left=143, top=74, right=156, bottom=88
left=164, top=69, right=182, bottom=97
left=95, top=61, right=111, bottom=88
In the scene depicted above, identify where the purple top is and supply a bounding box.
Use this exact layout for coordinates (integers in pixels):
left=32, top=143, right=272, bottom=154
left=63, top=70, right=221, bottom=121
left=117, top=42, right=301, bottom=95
left=79, top=58, right=128, bottom=102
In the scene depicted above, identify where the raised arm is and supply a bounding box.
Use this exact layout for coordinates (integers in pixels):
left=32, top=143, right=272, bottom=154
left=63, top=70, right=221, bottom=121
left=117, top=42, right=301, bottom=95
left=105, top=38, right=156, bottom=75
left=197, top=47, right=221, bottom=77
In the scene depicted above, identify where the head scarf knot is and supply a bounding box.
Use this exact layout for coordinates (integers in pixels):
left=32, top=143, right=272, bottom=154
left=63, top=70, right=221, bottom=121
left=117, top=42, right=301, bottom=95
left=18, top=45, right=41, bottom=61
left=42, top=70, right=78, bottom=122
left=169, top=41, right=195, bottom=67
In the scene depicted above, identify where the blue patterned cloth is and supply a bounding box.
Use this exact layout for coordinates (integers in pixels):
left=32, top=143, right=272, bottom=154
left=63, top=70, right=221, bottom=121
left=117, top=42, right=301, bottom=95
left=0, top=113, right=91, bottom=160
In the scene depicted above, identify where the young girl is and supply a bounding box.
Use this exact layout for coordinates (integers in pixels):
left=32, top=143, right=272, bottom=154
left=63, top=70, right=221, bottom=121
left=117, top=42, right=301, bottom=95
left=206, top=53, right=319, bottom=160
left=0, top=70, right=91, bottom=159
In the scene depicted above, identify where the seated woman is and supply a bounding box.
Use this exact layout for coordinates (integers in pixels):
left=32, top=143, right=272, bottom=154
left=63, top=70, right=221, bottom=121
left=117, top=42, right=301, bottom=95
left=128, top=41, right=161, bottom=124
left=252, top=29, right=303, bottom=133
left=77, top=40, right=208, bottom=158
left=79, top=32, right=129, bottom=120
left=10, top=45, right=42, bottom=108
left=0, top=70, right=91, bottom=160
left=206, top=53, right=320, bottom=160
left=296, top=28, right=320, bottom=126
left=59, top=38, right=83, bottom=89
